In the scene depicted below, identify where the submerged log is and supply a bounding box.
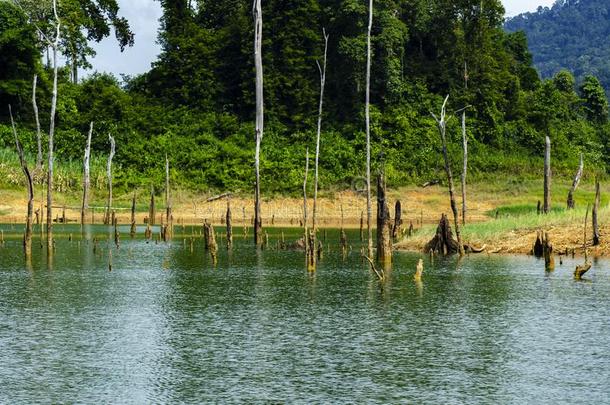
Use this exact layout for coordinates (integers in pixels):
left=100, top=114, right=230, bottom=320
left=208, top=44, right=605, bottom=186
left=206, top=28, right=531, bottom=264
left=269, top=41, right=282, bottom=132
left=424, top=214, right=460, bottom=255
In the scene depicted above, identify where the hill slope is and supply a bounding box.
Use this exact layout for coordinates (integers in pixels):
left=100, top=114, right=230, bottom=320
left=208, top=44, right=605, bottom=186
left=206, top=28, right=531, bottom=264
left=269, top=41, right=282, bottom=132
left=505, top=0, right=610, bottom=95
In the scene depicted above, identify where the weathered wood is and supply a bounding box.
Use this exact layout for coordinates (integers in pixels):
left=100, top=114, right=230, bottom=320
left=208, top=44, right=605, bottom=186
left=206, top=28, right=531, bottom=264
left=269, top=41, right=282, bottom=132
left=592, top=179, right=600, bottom=246
left=130, top=193, right=136, bottom=238
left=149, top=187, right=156, bottom=226
left=414, top=258, right=423, bottom=282
left=376, top=173, right=392, bottom=265
left=575, top=205, right=592, bottom=279
left=312, top=28, right=329, bottom=269
left=431, top=95, right=465, bottom=256
left=206, top=193, right=232, bottom=203
left=226, top=200, right=233, bottom=248
left=461, top=62, right=469, bottom=225
left=104, top=134, right=116, bottom=225
left=365, top=0, right=374, bottom=258
left=81, top=122, right=93, bottom=225
left=47, top=0, right=61, bottom=253
left=32, top=74, right=43, bottom=169
left=253, top=0, right=264, bottom=247
left=543, top=135, right=551, bottom=214
left=533, top=231, right=555, bottom=271
left=9, top=105, right=33, bottom=258
left=392, top=200, right=402, bottom=240
left=165, top=155, right=172, bottom=240
left=425, top=214, right=460, bottom=255
left=566, top=153, right=583, bottom=209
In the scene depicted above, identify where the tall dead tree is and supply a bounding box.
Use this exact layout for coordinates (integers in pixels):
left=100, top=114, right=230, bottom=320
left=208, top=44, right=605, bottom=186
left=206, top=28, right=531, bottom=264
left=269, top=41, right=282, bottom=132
left=312, top=28, right=329, bottom=265
left=567, top=153, right=583, bottom=209
left=149, top=187, right=156, bottom=226
left=226, top=200, right=233, bottom=248
left=253, top=0, right=264, bottom=246
left=376, top=173, right=392, bottom=265
left=365, top=0, right=374, bottom=257
left=81, top=122, right=93, bottom=225
left=32, top=74, right=43, bottom=170
left=392, top=200, right=402, bottom=240
left=46, top=0, right=61, bottom=252
left=130, top=193, right=136, bottom=237
left=461, top=62, right=469, bottom=225
left=592, top=179, right=600, bottom=246
left=431, top=95, right=464, bottom=256
left=9, top=106, right=33, bottom=258
left=104, top=134, right=116, bottom=225
left=165, top=155, right=172, bottom=239
left=543, top=135, right=551, bottom=214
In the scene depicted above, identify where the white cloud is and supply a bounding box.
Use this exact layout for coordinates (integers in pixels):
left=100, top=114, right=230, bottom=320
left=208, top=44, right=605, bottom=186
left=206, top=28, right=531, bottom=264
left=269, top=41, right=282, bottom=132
left=503, top=0, right=556, bottom=17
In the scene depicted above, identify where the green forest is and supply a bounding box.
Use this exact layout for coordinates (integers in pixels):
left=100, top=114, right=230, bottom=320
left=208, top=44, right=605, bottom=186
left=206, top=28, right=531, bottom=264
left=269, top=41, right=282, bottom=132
left=506, top=0, right=610, bottom=99
left=1, top=0, right=609, bottom=195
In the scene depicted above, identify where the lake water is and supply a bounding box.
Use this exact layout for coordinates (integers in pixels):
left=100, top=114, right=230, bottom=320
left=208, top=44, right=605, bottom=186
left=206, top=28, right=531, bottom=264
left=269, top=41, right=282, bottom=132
left=0, top=224, right=609, bottom=404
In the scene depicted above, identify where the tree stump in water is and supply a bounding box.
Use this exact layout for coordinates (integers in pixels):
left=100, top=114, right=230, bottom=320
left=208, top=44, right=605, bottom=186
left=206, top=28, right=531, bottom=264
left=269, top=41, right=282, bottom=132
left=533, top=231, right=554, bottom=271
left=424, top=214, right=460, bottom=255
left=376, top=174, right=392, bottom=265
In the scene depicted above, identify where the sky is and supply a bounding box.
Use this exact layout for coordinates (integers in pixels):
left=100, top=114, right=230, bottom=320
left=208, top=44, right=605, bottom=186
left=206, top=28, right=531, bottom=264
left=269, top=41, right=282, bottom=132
left=86, top=0, right=557, bottom=78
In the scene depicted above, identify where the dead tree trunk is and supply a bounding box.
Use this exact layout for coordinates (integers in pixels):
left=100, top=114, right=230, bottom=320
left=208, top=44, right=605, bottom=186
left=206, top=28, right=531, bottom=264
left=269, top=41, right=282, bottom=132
left=431, top=95, right=465, bottom=256
left=376, top=173, right=392, bottom=265
left=392, top=200, right=402, bottom=240
left=130, top=193, right=136, bottom=238
left=149, top=187, right=156, bottom=226
left=47, top=0, right=61, bottom=253
left=303, top=148, right=314, bottom=269
left=567, top=153, right=583, bottom=209
left=575, top=205, right=592, bottom=279
left=253, top=0, right=264, bottom=247
left=9, top=106, right=33, bottom=258
left=312, top=28, right=329, bottom=268
left=365, top=0, right=374, bottom=258
left=81, top=122, right=93, bottom=225
left=461, top=62, right=469, bottom=225
left=104, top=134, right=115, bottom=225
left=543, top=135, right=551, bottom=214
left=425, top=214, right=459, bottom=255
left=226, top=200, right=233, bottom=248
left=165, top=155, right=172, bottom=240
left=32, top=74, right=43, bottom=170
left=592, top=179, right=600, bottom=246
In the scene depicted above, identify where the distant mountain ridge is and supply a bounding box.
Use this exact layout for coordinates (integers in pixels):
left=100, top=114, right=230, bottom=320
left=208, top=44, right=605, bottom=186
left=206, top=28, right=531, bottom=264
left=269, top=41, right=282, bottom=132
left=505, top=0, right=610, bottom=95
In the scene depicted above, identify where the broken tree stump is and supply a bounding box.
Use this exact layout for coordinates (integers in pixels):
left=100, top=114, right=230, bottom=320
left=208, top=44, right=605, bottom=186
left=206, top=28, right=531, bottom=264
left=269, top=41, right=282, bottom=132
left=392, top=200, right=403, bottom=240
left=424, top=214, right=460, bottom=255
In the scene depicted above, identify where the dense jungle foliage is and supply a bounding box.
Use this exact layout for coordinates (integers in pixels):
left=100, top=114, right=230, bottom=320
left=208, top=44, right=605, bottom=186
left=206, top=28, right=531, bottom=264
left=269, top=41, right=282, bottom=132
left=506, top=0, right=610, bottom=99
left=1, top=0, right=609, bottom=195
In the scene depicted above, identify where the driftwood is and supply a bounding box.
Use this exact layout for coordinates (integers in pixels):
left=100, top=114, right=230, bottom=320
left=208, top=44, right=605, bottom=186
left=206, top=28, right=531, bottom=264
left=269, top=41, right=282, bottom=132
left=9, top=105, right=34, bottom=258
left=592, top=179, right=600, bottom=246
left=543, top=135, right=551, bottom=214
left=253, top=0, right=264, bottom=247
left=363, top=255, right=385, bottom=282
left=376, top=173, right=392, bottom=264
left=431, top=95, right=464, bottom=256
left=566, top=153, right=583, bottom=209
left=81, top=122, right=93, bottom=225
left=364, top=0, right=373, bottom=257
left=424, top=214, right=460, bottom=255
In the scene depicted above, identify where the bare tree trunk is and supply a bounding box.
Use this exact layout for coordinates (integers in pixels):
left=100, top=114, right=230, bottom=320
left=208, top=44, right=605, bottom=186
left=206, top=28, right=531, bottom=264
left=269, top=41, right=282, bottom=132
left=567, top=153, right=583, bottom=209
left=461, top=62, right=468, bottom=226
left=32, top=74, right=43, bottom=170
left=226, top=200, right=232, bottom=248
left=392, top=200, right=402, bottom=240
left=376, top=173, right=392, bottom=265
left=9, top=106, right=33, bottom=259
left=253, top=0, right=264, bottom=247
left=543, top=135, right=551, bottom=214
left=104, top=135, right=116, bottom=225
left=431, top=95, right=464, bottom=256
left=165, top=155, right=172, bottom=239
left=592, top=179, right=600, bottom=246
left=81, top=122, right=93, bottom=225
left=47, top=0, right=61, bottom=253
left=149, top=187, right=156, bottom=226
left=312, top=28, right=329, bottom=267
left=130, top=193, right=136, bottom=238
left=365, top=0, right=374, bottom=257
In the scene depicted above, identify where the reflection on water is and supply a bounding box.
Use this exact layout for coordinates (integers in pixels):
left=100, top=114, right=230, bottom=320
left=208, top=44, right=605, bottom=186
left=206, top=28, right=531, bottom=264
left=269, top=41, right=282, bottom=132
left=0, top=225, right=609, bottom=403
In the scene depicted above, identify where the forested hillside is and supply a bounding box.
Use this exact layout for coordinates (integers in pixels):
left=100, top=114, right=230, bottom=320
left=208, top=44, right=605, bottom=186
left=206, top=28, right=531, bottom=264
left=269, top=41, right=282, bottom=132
left=505, top=0, right=610, bottom=97
left=1, top=0, right=609, bottom=194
